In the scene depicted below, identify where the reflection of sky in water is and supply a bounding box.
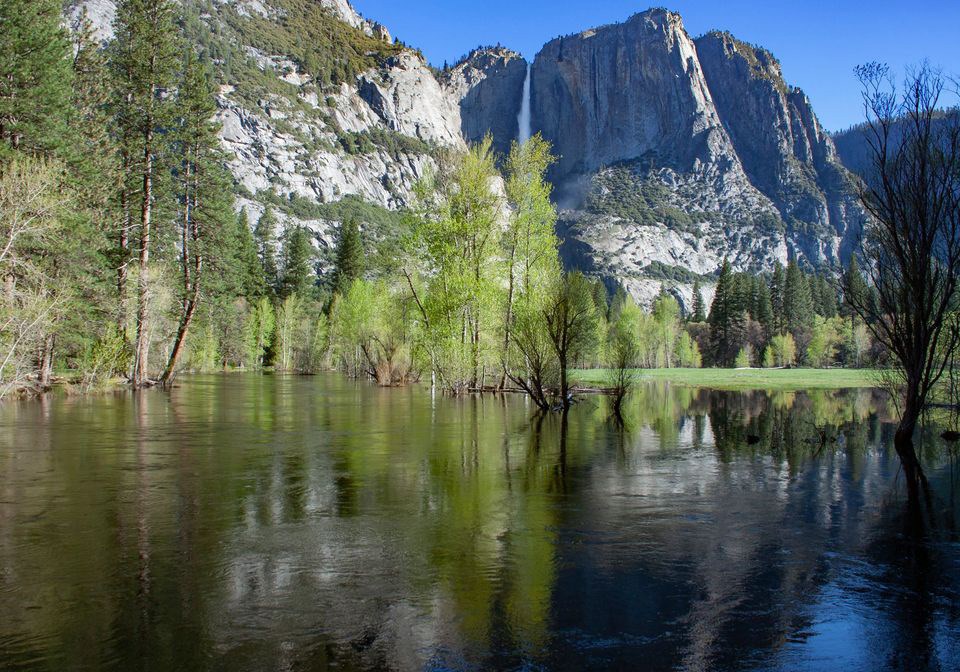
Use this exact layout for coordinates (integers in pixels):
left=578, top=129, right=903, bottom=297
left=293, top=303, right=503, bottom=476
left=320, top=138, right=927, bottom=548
left=0, top=375, right=957, bottom=671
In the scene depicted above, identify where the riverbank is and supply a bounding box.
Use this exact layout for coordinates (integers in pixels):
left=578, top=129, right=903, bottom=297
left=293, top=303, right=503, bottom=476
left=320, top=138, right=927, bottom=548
left=571, top=368, right=881, bottom=391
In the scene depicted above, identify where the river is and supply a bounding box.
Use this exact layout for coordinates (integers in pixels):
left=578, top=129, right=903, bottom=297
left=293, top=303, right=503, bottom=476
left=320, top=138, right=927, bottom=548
left=0, top=374, right=957, bottom=670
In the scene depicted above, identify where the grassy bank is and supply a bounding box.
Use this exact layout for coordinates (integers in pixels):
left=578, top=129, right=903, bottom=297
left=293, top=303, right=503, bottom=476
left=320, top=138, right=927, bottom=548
left=571, top=368, right=881, bottom=391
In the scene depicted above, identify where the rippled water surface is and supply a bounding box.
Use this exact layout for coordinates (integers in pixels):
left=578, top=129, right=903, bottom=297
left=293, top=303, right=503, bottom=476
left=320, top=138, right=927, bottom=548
left=1, top=374, right=958, bottom=671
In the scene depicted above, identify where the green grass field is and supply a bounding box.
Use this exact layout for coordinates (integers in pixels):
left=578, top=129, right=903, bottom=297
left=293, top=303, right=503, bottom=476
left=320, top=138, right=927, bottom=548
left=571, top=368, right=881, bottom=391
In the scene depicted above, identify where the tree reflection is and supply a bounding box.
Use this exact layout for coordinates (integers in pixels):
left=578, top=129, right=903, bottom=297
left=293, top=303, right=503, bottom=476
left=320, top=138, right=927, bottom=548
left=0, top=376, right=957, bottom=671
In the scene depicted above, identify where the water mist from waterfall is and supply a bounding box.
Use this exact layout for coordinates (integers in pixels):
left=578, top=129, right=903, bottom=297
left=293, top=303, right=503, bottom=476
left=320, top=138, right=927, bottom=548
left=517, top=63, right=532, bottom=144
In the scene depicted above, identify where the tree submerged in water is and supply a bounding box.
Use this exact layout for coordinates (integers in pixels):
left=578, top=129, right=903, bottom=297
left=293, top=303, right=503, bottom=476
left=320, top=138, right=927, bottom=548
left=850, top=63, right=960, bottom=500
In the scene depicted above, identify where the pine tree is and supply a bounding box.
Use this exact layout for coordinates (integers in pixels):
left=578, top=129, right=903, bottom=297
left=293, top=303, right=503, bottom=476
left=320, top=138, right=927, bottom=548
left=0, top=0, right=72, bottom=156
left=111, top=0, right=180, bottom=387
left=279, top=225, right=314, bottom=299
left=770, top=261, right=786, bottom=334
left=814, top=275, right=838, bottom=318
left=784, top=260, right=814, bottom=357
left=67, top=9, right=115, bottom=193
left=843, top=256, right=869, bottom=318
left=332, top=218, right=364, bottom=296
left=755, top=280, right=774, bottom=339
left=233, top=209, right=267, bottom=298
left=709, top=259, right=738, bottom=366
left=162, top=51, right=232, bottom=384
left=691, top=280, right=706, bottom=322
left=255, top=207, right=280, bottom=293
left=590, top=278, right=609, bottom=316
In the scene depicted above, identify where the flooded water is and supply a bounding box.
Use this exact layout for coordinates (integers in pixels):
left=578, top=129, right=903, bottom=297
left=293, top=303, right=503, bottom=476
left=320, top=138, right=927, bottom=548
left=0, top=374, right=958, bottom=671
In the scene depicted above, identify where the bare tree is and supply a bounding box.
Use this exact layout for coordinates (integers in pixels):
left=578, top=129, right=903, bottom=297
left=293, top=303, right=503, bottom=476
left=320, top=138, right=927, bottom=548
left=849, top=63, right=960, bottom=499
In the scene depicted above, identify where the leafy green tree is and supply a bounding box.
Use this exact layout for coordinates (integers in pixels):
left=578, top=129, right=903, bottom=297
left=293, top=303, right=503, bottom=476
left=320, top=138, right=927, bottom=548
left=545, top=271, right=599, bottom=408
left=501, top=134, right=560, bottom=386
left=675, top=331, right=702, bottom=368
left=331, top=218, right=364, bottom=296
left=735, top=346, right=752, bottom=369
left=413, top=137, right=502, bottom=391
left=0, top=0, right=72, bottom=156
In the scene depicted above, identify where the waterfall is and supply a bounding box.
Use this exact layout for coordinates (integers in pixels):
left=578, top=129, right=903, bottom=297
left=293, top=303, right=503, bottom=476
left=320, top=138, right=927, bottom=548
left=517, top=63, right=532, bottom=144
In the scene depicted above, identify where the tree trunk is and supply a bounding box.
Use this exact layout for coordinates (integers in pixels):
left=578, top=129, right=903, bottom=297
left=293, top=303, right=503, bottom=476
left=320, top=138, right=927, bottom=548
left=160, top=161, right=201, bottom=386
left=132, top=128, right=153, bottom=389
left=117, top=150, right=131, bottom=341
left=895, top=388, right=926, bottom=501
left=38, top=335, right=54, bottom=388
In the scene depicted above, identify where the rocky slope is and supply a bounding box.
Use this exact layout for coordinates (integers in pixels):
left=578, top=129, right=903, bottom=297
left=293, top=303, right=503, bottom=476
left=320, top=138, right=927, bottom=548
left=68, top=0, right=465, bottom=257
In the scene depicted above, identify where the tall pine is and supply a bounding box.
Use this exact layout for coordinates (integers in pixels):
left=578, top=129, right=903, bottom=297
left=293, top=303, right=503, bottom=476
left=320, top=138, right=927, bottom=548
left=279, top=225, right=314, bottom=299
left=112, top=0, right=179, bottom=386
left=161, top=51, right=232, bottom=384
left=332, top=218, right=364, bottom=296
left=255, top=207, right=279, bottom=294
left=691, top=279, right=706, bottom=322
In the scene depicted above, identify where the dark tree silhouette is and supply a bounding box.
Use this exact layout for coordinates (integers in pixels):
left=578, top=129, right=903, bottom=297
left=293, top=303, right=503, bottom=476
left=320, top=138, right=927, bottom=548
left=849, top=63, right=960, bottom=499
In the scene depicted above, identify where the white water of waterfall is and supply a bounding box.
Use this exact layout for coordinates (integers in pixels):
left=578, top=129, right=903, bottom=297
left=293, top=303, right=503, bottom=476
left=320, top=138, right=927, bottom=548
left=517, top=63, right=532, bottom=144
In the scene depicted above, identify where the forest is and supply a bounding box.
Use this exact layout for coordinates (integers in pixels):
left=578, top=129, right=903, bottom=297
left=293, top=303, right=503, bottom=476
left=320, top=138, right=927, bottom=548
left=0, top=0, right=879, bottom=402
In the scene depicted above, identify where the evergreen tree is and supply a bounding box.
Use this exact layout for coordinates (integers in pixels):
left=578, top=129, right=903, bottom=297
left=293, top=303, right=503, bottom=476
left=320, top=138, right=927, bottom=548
left=770, top=261, right=786, bottom=334
left=590, top=278, right=609, bottom=317
left=279, top=225, right=314, bottom=299
left=691, top=280, right=706, bottom=322
left=254, top=207, right=279, bottom=293
left=162, top=51, right=233, bottom=383
left=843, top=256, right=869, bottom=318
left=111, top=0, right=180, bottom=386
left=233, top=209, right=266, bottom=298
left=68, top=9, right=116, bottom=197
left=0, top=0, right=72, bottom=156
left=755, top=280, right=774, bottom=339
left=709, top=259, right=739, bottom=366
left=784, top=260, right=814, bottom=358
left=332, top=218, right=364, bottom=296
left=814, top=275, right=838, bottom=318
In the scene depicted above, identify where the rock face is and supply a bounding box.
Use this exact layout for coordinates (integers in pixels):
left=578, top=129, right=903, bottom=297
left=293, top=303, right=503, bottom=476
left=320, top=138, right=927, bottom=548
left=442, top=47, right=528, bottom=159
left=464, top=9, right=865, bottom=307
left=695, top=32, right=863, bottom=264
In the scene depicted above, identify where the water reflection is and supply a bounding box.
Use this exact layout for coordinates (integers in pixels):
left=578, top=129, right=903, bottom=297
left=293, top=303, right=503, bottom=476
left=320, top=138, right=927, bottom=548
left=0, top=375, right=957, bottom=671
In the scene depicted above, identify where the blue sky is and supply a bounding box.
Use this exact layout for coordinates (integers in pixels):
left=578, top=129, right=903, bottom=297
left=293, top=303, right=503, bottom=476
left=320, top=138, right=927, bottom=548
left=351, top=0, right=959, bottom=132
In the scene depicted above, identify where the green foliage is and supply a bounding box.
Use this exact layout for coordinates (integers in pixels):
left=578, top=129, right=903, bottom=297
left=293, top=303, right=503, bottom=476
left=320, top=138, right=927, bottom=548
left=219, top=0, right=403, bottom=89
left=254, top=207, right=280, bottom=293
left=0, top=0, right=73, bottom=156
left=278, top=224, right=315, bottom=299
left=332, top=219, right=364, bottom=297
left=585, top=162, right=714, bottom=234
left=691, top=280, right=706, bottom=322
